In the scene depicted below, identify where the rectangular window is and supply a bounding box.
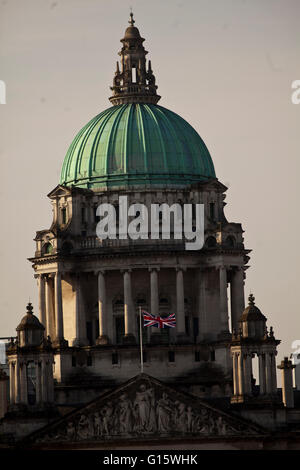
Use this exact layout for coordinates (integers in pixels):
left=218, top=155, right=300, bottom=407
left=210, top=350, right=215, bottom=362
left=116, top=317, right=125, bottom=344
left=193, top=317, right=199, bottom=342
left=185, top=316, right=190, bottom=335
left=87, top=355, right=92, bottom=366
left=112, top=352, right=118, bottom=365
left=72, top=356, right=76, bottom=367
left=195, top=351, right=200, bottom=362
left=86, top=321, right=93, bottom=345
left=168, top=350, right=175, bottom=363
left=132, top=67, right=137, bottom=83
left=209, top=202, right=215, bottom=221
left=81, top=207, right=86, bottom=223
left=143, top=351, right=147, bottom=363
left=61, top=207, right=67, bottom=224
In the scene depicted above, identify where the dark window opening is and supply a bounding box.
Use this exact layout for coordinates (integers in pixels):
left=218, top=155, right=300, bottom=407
left=185, top=316, right=190, bottom=335
left=193, top=317, right=199, bottom=342
left=81, top=207, right=86, bottom=223
left=86, top=321, right=93, bottom=346
left=168, top=350, right=175, bottom=362
left=27, top=361, right=36, bottom=405
left=72, top=356, right=77, bottom=367
left=137, top=317, right=147, bottom=343
left=143, top=351, right=147, bottom=363
left=195, top=351, right=200, bottom=362
left=209, top=202, right=215, bottom=221
left=87, top=355, right=92, bottom=366
left=112, top=352, right=118, bottom=365
left=116, top=316, right=125, bottom=344
left=61, top=207, right=67, bottom=224
left=210, top=350, right=216, bottom=362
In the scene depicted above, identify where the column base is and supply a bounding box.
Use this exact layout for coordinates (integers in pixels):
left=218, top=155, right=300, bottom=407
left=52, top=338, right=69, bottom=348
left=217, top=330, right=232, bottom=341
left=150, top=332, right=163, bottom=344
left=176, top=333, right=190, bottom=344
left=96, top=335, right=110, bottom=345
left=122, top=333, right=136, bottom=345
left=72, top=338, right=89, bottom=347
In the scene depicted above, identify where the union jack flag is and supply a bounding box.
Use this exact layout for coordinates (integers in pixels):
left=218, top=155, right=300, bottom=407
left=142, top=311, right=176, bottom=328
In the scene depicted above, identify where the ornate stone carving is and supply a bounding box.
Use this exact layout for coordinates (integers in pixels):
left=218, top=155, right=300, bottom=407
left=33, top=375, right=260, bottom=444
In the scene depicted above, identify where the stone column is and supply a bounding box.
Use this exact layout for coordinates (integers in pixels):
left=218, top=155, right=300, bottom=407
left=278, top=357, right=295, bottom=408
left=258, top=353, right=266, bottom=394
left=73, top=274, right=88, bottom=346
left=270, top=352, right=277, bottom=393
left=265, top=353, right=273, bottom=394
left=9, top=361, right=15, bottom=405
left=219, top=265, right=229, bottom=333
left=197, top=268, right=208, bottom=341
left=54, top=272, right=66, bottom=346
left=96, top=270, right=109, bottom=345
left=243, top=354, right=252, bottom=395
left=0, top=368, right=8, bottom=419
left=41, top=358, right=48, bottom=403
left=37, top=274, right=46, bottom=329
left=149, top=268, right=159, bottom=340
left=35, top=361, right=41, bottom=404
left=14, top=358, right=21, bottom=405
left=176, top=268, right=186, bottom=337
left=47, top=359, right=54, bottom=403
left=45, top=275, right=53, bottom=338
left=237, top=353, right=244, bottom=396
left=20, top=362, right=28, bottom=405
left=230, top=267, right=245, bottom=332
left=123, top=270, right=135, bottom=343
left=232, top=353, right=238, bottom=396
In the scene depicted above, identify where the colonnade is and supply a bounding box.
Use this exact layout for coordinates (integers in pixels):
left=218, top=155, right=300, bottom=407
left=36, top=265, right=245, bottom=346
left=8, top=356, right=54, bottom=406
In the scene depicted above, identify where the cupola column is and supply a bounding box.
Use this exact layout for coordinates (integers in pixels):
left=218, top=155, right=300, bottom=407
left=9, top=361, right=15, bottom=405
left=45, top=275, right=53, bottom=338
left=237, top=352, right=244, bottom=396
left=258, top=353, right=266, bottom=394
left=20, top=361, right=28, bottom=405
left=123, top=270, right=135, bottom=343
left=96, top=270, right=109, bottom=345
left=197, top=268, right=208, bottom=341
left=37, top=274, right=46, bottom=329
left=278, top=357, right=295, bottom=408
left=149, top=267, right=159, bottom=338
left=14, top=358, right=21, bottom=405
left=73, top=274, right=88, bottom=346
left=35, top=361, right=42, bottom=404
left=230, top=267, right=245, bottom=332
left=54, top=272, right=66, bottom=346
left=219, top=265, right=229, bottom=333
left=176, top=268, right=186, bottom=337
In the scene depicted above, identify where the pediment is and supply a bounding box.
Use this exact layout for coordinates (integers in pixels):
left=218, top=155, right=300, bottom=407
left=47, top=184, right=93, bottom=199
left=26, top=374, right=264, bottom=445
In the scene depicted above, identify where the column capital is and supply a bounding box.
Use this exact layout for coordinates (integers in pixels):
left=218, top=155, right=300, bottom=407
left=94, top=269, right=106, bottom=276
left=121, top=268, right=132, bottom=274
left=148, top=266, right=160, bottom=273
left=175, top=266, right=186, bottom=272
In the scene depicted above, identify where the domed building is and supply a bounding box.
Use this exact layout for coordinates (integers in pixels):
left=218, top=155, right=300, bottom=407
left=1, top=14, right=300, bottom=450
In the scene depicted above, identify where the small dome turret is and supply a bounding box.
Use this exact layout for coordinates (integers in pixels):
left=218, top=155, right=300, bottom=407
left=239, top=294, right=267, bottom=339
left=16, top=302, right=45, bottom=347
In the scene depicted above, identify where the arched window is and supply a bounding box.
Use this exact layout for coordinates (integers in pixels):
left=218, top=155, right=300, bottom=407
left=225, top=236, right=235, bottom=248
left=26, top=361, right=36, bottom=405
left=61, top=207, right=67, bottom=224
left=43, top=242, right=53, bottom=255
left=205, top=236, right=217, bottom=248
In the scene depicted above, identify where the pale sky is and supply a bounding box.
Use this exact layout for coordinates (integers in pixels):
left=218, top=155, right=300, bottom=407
left=0, top=0, right=299, bottom=374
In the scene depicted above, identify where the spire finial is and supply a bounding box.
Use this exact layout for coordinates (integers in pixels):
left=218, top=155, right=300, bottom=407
left=248, top=293, right=255, bottom=305
left=26, top=302, right=33, bottom=315
left=129, top=10, right=135, bottom=26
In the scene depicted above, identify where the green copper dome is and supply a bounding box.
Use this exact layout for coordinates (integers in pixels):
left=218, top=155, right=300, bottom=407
left=60, top=103, right=216, bottom=190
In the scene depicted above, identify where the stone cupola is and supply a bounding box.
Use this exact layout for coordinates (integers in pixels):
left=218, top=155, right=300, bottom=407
left=16, top=302, right=45, bottom=347
left=109, top=12, right=160, bottom=105
left=239, top=293, right=267, bottom=339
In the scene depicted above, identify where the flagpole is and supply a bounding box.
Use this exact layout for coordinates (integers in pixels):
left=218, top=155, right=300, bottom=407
left=139, top=306, right=144, bottom=374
